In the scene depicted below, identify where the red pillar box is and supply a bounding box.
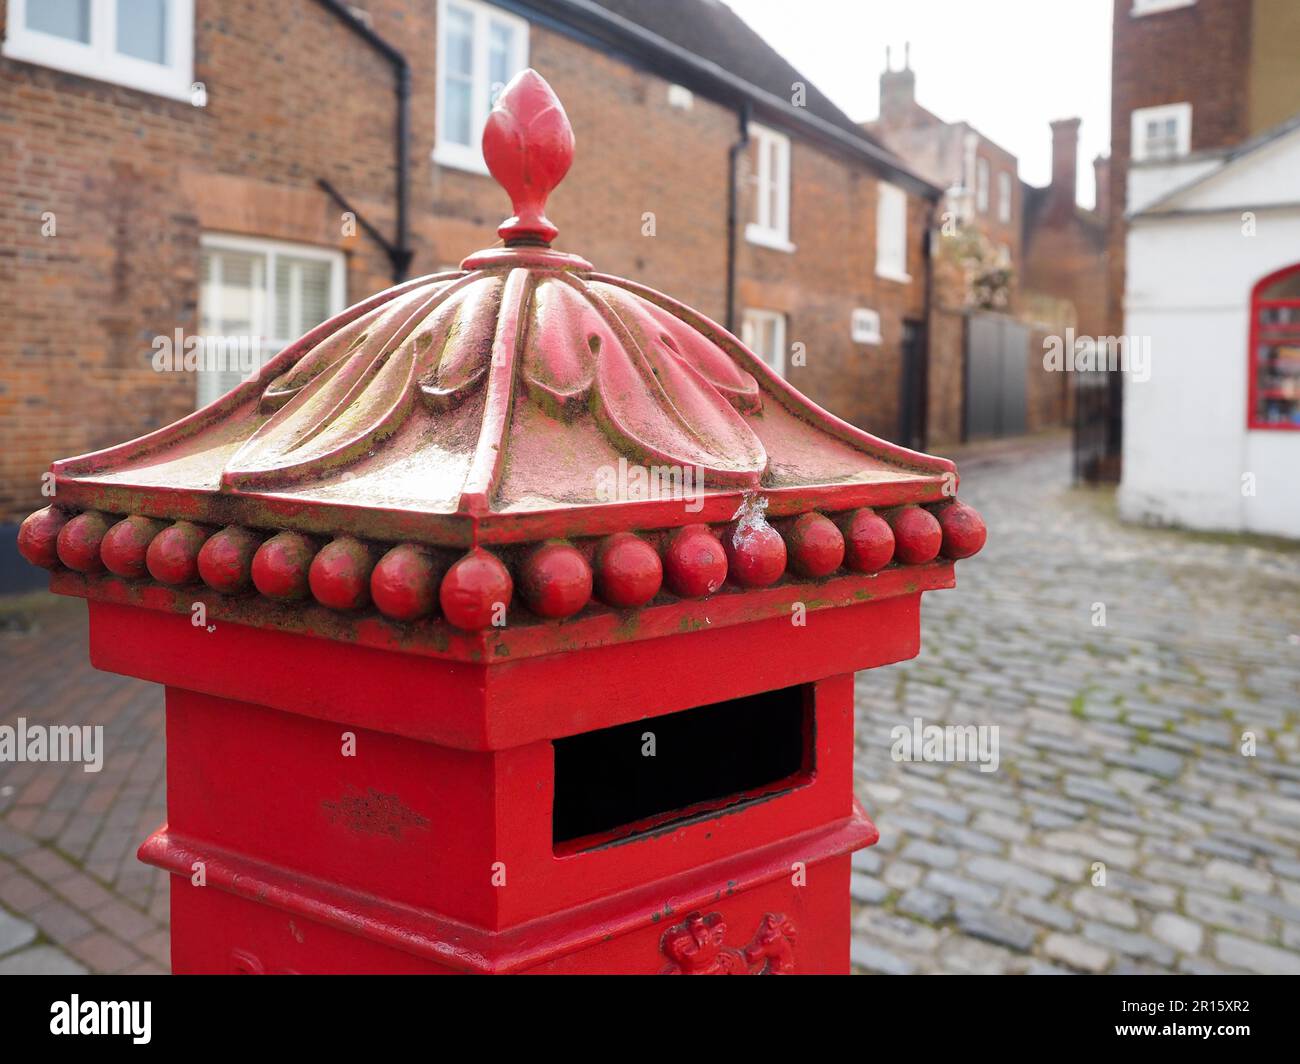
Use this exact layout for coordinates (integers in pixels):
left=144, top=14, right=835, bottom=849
left=18, top=71, right=984, bottom=975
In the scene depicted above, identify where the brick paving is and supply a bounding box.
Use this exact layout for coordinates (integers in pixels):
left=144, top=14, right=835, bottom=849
left=0, top=596, right=169, bottom=974
left=852, top=434, right=1300, bottom=974
left=0, top=433, right=1297, bottom=975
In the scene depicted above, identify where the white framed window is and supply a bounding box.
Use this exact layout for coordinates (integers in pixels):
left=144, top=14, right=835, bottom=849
left=745, top=124, right=793, bottom=251
left=997, top=171, right=1012, bottom=223
left=1132, top=0, right=1196, bottom=15
left=741, top=309, right=787, bottom=376
left=875, top=182, right=909, bottom=283
left=851, top=308, right=882, bottom=345
left=1132, top=102, right=1192, bottom=161
left=975, top=157, right=990, bottom=214
left=434, top=0, right=529, bottom=175
left=3, top=0, right=194, bottom=101
left=197, top=235, right=346, bottom=408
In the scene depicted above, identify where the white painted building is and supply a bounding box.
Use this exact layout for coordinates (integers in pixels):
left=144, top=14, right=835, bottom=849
left=1120, top=117, right=1300, bottom=538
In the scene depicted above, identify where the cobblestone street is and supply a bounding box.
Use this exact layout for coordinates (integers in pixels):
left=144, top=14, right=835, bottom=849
left=852, top=435, right=1300, bottom=974
left=0, top=434, right=1296, bottom=974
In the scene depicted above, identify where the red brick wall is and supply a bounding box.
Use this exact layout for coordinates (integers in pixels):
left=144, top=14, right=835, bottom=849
left=0, top=0, right=933, bottom=522
left=735, top=140, right=931, bottom=437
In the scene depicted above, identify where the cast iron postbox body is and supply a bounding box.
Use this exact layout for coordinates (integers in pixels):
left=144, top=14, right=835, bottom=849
left=18, top=71, right=984, bottom=974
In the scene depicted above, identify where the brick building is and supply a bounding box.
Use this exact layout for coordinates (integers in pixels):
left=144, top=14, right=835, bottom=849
left=870, top=53, right=1090, bottom=445
left=1108, top=0, right=1300, bottom=338
left=1022, top=120, right=1107, bottom=340
left=869, top=50, right=1022, bottom=308
left=1112, top=0, right=1300, bottom=534
left=1102, top=0, right=1300, bottom=480
left=0, top=0, right=941, bottom=588
left=1019, top=119, right=1108, bottom=445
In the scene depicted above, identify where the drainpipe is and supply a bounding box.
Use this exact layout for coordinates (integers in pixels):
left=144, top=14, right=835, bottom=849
left=921, top=203, right=936, bottom=450
left=725, top=101, right=752, bottom=333
left=314, top=0, right=413, bottom=282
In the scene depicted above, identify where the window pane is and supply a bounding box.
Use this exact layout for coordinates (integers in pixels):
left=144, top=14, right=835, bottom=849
left=488, top=22, right=515, bottom=104
left=446, top=7, right=474, bottom=76
left=1261, top=270, right=1300, bottom=300
left=276, top=256, right=333, bottom=340
left=199, top=249, right=266, bottom=407
left=444, top=78, right=473, bottom=146
left=27, top=0, right=90, bottom=43
left=767, top=149, right=780, bottom=229
left=877, top=184, right=907, bottom=277
left=442, top=6, right=476, bottom=146
left=209, top=250, right=263, bottom=336
left=117, top=0, right=170, bottom=65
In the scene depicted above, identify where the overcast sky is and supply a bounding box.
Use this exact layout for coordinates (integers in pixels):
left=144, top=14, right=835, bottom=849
left=723, top=0, right=1113, bottom=207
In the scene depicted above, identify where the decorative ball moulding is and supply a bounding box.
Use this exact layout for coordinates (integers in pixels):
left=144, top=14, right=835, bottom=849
left=17, top=70, right=984, bottom=655
left=18, top=501, right=985, bottom=631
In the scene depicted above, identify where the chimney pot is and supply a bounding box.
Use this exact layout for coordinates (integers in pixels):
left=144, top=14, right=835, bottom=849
left=1048, top=118, right=1081, bottom=215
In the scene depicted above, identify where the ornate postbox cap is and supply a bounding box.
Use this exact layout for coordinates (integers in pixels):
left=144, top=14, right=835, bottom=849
left=19, top=70, right=984, bottom=659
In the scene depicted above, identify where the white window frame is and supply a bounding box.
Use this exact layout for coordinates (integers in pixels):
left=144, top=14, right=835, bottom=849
left=3, top=0, right=194, bottom=101
left=875, top=182, right=910, bottom=284
left=1131, top=102, right=1192, bottom=162
left=1131, top=0, right=1196, bottom=16
left=197, top=234, right=346, bottom=408
left=851, top=308, right=882, bottom=345
left=434, top=0, right=530, bottom=175
left=997, top=171, right=1012, bottom=223
left=745, top=123, right=794, bottom=252
left=975, top=157, right=990, bottom=214
left=741, top=309, right=788, bottom=377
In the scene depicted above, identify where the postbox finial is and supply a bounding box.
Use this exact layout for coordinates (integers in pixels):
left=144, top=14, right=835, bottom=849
left=483, top=69, right=574, bottom=247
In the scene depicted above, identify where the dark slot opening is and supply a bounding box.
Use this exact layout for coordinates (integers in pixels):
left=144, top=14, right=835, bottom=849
left=552, top=684, right=812, bottom=850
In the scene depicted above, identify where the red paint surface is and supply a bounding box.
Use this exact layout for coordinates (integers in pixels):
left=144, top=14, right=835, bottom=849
left=592, top=532, right=662, bottom=608
left=197, top=525, right=261, bottom=593
left=145, top=521, right=209, bottom=586
left=439, top=548, right=513, bottom=631
left=56, top=511, right=111, bottom=573
left=17, top=505, right=68, bottom=569
left=370, top=543, right=442, bottom=621
left=887, top=506, right=942, bottom=566
left=838, top=508, right=895, bottom=572
left=252, top=531, right=317, bottom=601
left=937, top=500, right=988, bottom=560
left=126, top=634, right=876, bottom=972
left=723, top=521, right=787, bottom=588
left=663, top=525, right=728, bottom=598
left=102, top=516, right=167, bottom=579
left=308, top=536, right=374, bottom=611
left=518, top=541, right=592, bottom=619
left=782, top=511, right=845, bottom=578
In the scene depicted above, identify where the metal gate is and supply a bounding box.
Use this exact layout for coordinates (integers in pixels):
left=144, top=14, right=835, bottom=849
left=1072, top=365, right=1123, bottom=484
left=964, top=312, right=1028, bottom=439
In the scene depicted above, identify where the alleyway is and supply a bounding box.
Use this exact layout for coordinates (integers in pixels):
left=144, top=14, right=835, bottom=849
left=0, top=434, right=1297, bottom=974
left=852, top=435, right=1300, bottom=974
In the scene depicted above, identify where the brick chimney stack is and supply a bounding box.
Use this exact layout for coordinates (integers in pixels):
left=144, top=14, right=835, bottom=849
left=879, top=43, right=916, bottom=125
left=1048, top=118, right=1081, bottom=217
left=1093, top=154, right=1110, bottom=221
